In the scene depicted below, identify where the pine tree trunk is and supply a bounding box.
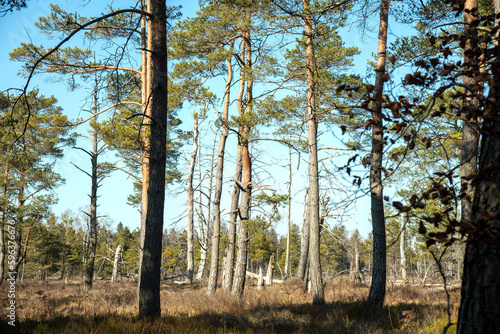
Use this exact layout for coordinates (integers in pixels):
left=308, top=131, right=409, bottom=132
left=208, top=45, right=233, bottom=293
left=458, top=122, right=500, bottom=332
left=302, top=0, right=324, bottom=305
left=460, top=0, right=479, bottom=223
left=231, top=24, right=253, bottom=299
left=367, top=0, right=389, bottom=307
left=457, top=1, right=500, bottom=330
left=223, top=146, right=242, bottom=292
left=231, top=174, right=250, bottom=299
left=138, top=0, right=167, bottom=317
left=458, top=240, right=500, bottom=333
left=222, top=39, right=246, bottom=293
left=138, top=0, right=152, bottom=294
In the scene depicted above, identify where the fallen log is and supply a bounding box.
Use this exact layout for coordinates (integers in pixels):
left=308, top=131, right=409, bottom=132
left=246, top=271, right=283, bottom=284
left=425, top=283, right=461, bottom=293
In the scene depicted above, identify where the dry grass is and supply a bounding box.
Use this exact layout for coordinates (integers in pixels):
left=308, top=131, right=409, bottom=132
left=0, top=276, right=459, bottom=333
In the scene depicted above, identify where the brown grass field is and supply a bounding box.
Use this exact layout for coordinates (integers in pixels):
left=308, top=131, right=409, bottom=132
left=0, top=277, right=459, bottom=333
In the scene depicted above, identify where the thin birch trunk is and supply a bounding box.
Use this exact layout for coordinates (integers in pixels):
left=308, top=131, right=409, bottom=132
left=284, top=143, right=292, bottom=278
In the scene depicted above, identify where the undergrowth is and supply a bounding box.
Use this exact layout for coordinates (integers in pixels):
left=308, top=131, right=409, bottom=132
left=0, top=277, right=459, bottom=333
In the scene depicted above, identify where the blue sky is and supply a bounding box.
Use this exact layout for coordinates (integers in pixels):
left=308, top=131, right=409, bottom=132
left=0, top=0, right=410, bottom=238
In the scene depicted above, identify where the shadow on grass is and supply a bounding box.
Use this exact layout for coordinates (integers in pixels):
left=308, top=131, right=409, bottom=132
left=0, top=300, right=450, bottom=334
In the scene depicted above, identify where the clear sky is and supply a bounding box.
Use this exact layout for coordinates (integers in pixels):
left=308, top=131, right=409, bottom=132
left=0, top=0, right=408, bottom=238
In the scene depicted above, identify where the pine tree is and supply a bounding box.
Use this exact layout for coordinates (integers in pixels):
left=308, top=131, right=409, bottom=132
left=0, top=90, right=74, bottom=281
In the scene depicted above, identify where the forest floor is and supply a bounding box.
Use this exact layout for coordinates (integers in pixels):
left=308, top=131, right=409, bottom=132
left=0, top=276, right=459, bottom=333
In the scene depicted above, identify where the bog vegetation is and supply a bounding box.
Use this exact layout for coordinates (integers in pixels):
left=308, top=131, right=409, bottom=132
left=0, top=278, right=460, bottom=333
left=1, top=0, right=500, bottom=332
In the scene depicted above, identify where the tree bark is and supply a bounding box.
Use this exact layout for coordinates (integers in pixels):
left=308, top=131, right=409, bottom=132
left=258, top=266, right=264, bottom=290
left=12, top=184, right=24, bottom=280
left=457, top=122, right=500, bottom=332
left=296, top=190, right=309, bottom=279
left=457, top=1, right=500, bottom=331
left=266, top=254, right=275, bottom=286
left=138, top=0, right=152, bottom=294
left=231, top=23, right=253, bottom=299
left=138, top=0, right=167, bottom=317
left=460, top=0, right=479, bottom=223
left=207, top=44, right=233, bottom=293
left=222, top=39, right=246, bottom=293
left=284, top=143, right=292, bottom=278
left=400, top=213, right=407, bottom=285
left=112, top=244, right=122, bottom=282
left=302, top=0, right=324, bottom=305
left=186, top=115, right=199, bottom=284
left=196, top=132, right=215, bottom=281
left=367, top=0, right=389, bottom=307
left=85, top=116, right=99, bottom=289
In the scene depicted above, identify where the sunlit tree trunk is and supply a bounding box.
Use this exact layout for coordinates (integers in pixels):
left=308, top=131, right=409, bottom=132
left=266, top=254, right=275, bottom=286
left=85, top=116, right=99, bottom=289
left=138, top=0, right=167, bottom=317
left=186, top=114, right=199, bottom=284
left=460, top=0, right=480, bottom=223
left=138, top=0, right=152, bottom=293
left=400, top=213, right=407, bottom=285
left=367, top=0, right=389, bottom=307
left=112, top=245, right=122, bottom=282
left=208, top=44, right=234, bottom=293
left=80, top=75, right=102, bottom=290
left=296, top=190, right=309, bottom=279
left=223, top=39, right=246, bottom=293
left=12, top=183, right=24, bottom=280
left=284, top=144, right=292, bottom=278
left=302, top=0, right=324, bottom=305
left=232, top=22, right=253, bottom=299
left=196, top=131, right=214, bottom=281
